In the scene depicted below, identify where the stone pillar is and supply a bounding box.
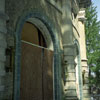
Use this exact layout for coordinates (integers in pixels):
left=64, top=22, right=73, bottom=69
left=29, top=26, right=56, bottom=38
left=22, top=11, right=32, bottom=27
left=62, top=0, right=78, bottom=100
left=0, top=0, right=8, bottom=99
left=63, top=45, right=78, bottom=100
left=78, top=10, right=90, bottom=100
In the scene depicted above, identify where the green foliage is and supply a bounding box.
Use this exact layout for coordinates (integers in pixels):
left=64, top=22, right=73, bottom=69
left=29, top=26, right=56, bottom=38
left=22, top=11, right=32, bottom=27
left=85, top=3, right=100, bottom=88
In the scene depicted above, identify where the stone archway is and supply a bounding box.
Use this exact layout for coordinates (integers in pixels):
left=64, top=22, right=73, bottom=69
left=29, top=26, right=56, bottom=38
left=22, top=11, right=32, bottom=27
left=14, top=12, right=62, bottom=100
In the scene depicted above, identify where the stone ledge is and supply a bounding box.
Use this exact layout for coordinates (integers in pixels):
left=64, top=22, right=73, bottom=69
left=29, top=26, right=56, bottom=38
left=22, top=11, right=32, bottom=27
left=79, top=0, right=91, bottom=8
left=65, top=80, right=76, bottom=82
left=63, top=44, right=76, bottom=48
left=65, top=96, right=78, bottom=100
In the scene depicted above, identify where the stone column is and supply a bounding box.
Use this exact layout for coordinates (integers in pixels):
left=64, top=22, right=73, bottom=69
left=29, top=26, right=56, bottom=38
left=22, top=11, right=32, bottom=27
left=78, top=10, right=90, bottom=100
left=0, top=0, right=8, bottom=99
left=63, top=45, right=78, bottom=100
left=62, top=0, right=78, bottom=100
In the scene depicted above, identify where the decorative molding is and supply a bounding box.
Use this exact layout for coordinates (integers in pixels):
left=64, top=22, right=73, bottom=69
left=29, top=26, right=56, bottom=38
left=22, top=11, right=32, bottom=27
left=63, top=44, right=76, bottom=48
left=78, top=10, right=86, bottom=22
left=81, top=59, right=88, bottom=61
left=79, top=0, right=91, bottom=8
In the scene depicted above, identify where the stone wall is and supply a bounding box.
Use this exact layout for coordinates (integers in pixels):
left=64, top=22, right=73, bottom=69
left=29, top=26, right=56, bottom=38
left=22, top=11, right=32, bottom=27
left=0, top=0, right=91, bottom=100
left=5, top=0, right=63, bottom=100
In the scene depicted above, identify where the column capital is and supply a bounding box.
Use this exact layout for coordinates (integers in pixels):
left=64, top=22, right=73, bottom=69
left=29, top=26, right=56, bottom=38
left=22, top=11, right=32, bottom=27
left=77, top=10, right=86, bottom=23
left=63, top=44, right=76, bottom=48
left=63, top=44, right=78, bottom=57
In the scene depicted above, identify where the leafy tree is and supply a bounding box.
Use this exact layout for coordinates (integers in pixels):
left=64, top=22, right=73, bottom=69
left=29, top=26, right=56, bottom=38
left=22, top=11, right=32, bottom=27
left=85, top=3, right=100, bottom=94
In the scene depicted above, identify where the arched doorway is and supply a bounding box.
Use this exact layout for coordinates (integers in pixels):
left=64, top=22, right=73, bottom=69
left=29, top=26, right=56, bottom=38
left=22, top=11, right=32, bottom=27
left=20, top=22, right=54, bottom=100
left=14, top=13, right=62, bottom=100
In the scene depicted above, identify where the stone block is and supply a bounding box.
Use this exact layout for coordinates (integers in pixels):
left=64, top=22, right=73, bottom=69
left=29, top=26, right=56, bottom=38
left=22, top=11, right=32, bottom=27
left=82, top=67, right=89, bottom=72
left=84, top=77, right=89, bottom=84
left=67, top=72, right=76, bottom=80
left=64, top=82, right=76, bottom=90
left=0, top=0, right=5, bottom=12
left=83, top=89, right=89, bottom=94
left=0, top=86, right=4, bottom=91
left=0, top=19, right=6, bottom=26
left=0, top=33, right=6, bottom=40
left=81, top=60, right=88, bottom=67
left=0, top=25, right=7, bottom=33
left=83, top=93, right=90, bottom=97
left=0, top=54, right=6, bottom=62
left=0, top=12, right=9, bottom=20
left=67, top=65, right=75, bottom=72
left=0, top=47, right=5, bottom=56
left=64, top=55, right=75, bottom=61
left=83, top=84, right=89, bottom=90
left=0, top=71, right=5, bottom=76
left=0, top=40, right=7, bottom=48
left=65, top=89, right=77, bottom=97
left=83, top=97, right=91, bottom=100
left=0, top=62, right=5, bottom=76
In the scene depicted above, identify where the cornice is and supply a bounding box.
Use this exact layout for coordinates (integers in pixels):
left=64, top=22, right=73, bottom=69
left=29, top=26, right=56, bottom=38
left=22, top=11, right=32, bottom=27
left=79, top=0, right=91, bottom=8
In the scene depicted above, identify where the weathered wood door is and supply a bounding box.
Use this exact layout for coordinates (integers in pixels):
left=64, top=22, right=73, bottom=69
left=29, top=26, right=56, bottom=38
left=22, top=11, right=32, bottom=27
left=20, top=41, right=53, bottom=100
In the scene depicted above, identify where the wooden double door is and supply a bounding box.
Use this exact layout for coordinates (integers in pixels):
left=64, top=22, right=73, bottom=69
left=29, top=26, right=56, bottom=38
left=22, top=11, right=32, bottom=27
left=20, top=41, right=53, bottom=100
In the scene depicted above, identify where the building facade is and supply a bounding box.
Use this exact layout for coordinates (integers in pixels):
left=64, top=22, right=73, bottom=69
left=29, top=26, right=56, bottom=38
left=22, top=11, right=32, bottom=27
left=0, top=0, right=91, bottom=100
